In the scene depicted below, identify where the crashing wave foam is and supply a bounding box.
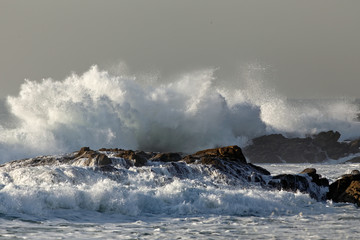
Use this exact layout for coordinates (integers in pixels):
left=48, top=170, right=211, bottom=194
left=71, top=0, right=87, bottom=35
left=0, top=65, right=359, bottom=162
left=0, top=153, right=319, bottom=217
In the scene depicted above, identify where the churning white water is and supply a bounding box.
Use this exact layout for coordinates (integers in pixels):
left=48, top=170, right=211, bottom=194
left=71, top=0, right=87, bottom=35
left=0, top=156, right=359, bottom=239
left=0, top=65, right=359, bottom=163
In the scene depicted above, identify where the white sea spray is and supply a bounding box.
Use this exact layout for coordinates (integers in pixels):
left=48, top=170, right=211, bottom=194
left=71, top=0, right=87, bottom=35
left=0, top=65, right=359, bottom=162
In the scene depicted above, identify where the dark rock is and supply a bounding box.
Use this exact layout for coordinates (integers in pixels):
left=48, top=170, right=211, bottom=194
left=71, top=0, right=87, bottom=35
left=77, top=152, right=112, bottom=167
left=83, top=153, right=112, bottom=167
left=182, top=145, right=270, bottom=184
left=199, top=157, right=225, bottom=169
left=75, top=147, right=112, bottom=167
left=191, top=145, right=247, bottom=164
left=115, top=150, right=149, bottom=167
left=300, top=168, right=317, bottom=176
left=248, top=163, right=271, bottom=176
left=313, top=131, right=340, bottom=148
left=244, top=131, right=360, bottom=163
left=114, top=150, right=135, bottom=159
left=182, top=155, right=196, bottom=164
left=269, top=174, right=310, bottom=193
left=184, top=154, right=227, bottom=171
left=346, top=157, right=360, bottom=163
left=244, top=134, right=324, bottom=163
left=341, top=181, right=360, bottom=204
left=327, top=172, right=360, bottom=205
left=182, top=146, right=247, bottom=170
left=76, top=147, right=91, bottom=157
left=268, top=169, right=328, bottom=200
left=98, top=148, right=124, bottom=152
left=133, top=155, right=148, bottom=167
left=151, top=152, right=182, bottom=162
left=349, top=139, right=360, bottom=151
left=299, top=168, right=329, bottom=187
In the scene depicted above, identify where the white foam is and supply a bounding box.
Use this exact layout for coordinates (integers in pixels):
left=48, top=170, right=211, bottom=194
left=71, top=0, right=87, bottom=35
left=0, top=65, right=359, bottom=162
left=0, top=161, right=319, bottom=217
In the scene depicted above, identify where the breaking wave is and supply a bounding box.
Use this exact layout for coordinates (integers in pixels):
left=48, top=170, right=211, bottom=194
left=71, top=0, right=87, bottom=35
left=0, top=65, right=359, bottom=162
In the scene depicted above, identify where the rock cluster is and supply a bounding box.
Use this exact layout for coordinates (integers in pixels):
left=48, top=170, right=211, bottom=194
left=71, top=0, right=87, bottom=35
left=75, top=146, right=328, bottom=198
left=244, top=131, right=360, bottom=163
left=2, top=144, right=360, bottom=206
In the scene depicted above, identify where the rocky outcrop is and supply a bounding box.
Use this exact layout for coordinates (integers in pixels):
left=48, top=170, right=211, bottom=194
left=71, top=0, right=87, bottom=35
left=74, top=147, right=112, bottom=167
left=244, top=131, right=360, bottom=163
left=150, top=152, right=182, bottom=163
left=184, top=145, right=247, bottom=164
left=267, top=168, right=329, bottom=200
left=346, top=157, right=360, bottom=163
left=299, top=168, right=329, bottom=187
left=113, top=150, right=150, bottom=167
left=327, top=170, right=360, bottom=206
left=3, top=144, right=360, bottom=205
left=181, top=146, right=271, bottom=184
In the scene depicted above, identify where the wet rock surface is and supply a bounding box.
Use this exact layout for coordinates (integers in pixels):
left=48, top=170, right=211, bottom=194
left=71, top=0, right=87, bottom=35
left=327, top=170, right=360, bottom=206
left=113, top=150, right=150, bottom=167
left=150, top=152, right=182, bottom=163
left=300, top=168, right=329, bottom=187
left=244, top=131, right=360, bottom=163
left=268, top=168, right=329, bottom=200
left=75, top=147, right=112, bottom=167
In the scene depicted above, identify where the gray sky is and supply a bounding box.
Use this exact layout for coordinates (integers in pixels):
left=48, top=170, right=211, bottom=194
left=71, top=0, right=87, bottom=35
left=1, top=0, right=359, bottom=99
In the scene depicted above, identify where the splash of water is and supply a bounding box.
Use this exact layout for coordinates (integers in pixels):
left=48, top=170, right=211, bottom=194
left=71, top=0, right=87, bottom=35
left=0, top=65, right=359, bottom=162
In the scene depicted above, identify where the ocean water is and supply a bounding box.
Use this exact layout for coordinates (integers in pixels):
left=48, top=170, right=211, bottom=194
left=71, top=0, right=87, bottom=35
left=0, top=158, right=359, bottom=239
left=0, top=65, right=360, bottom=239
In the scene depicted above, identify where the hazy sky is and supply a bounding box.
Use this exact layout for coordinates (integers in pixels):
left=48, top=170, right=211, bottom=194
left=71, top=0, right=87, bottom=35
left=1, top=0, right=359, bottom=99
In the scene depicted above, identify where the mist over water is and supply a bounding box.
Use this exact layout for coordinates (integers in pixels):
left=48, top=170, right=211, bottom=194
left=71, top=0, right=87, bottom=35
left=0, top=65, right=359, bottom=163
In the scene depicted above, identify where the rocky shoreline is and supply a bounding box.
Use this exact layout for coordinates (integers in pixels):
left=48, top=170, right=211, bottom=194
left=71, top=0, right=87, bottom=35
left=2, top=142, right=360, bottom=207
